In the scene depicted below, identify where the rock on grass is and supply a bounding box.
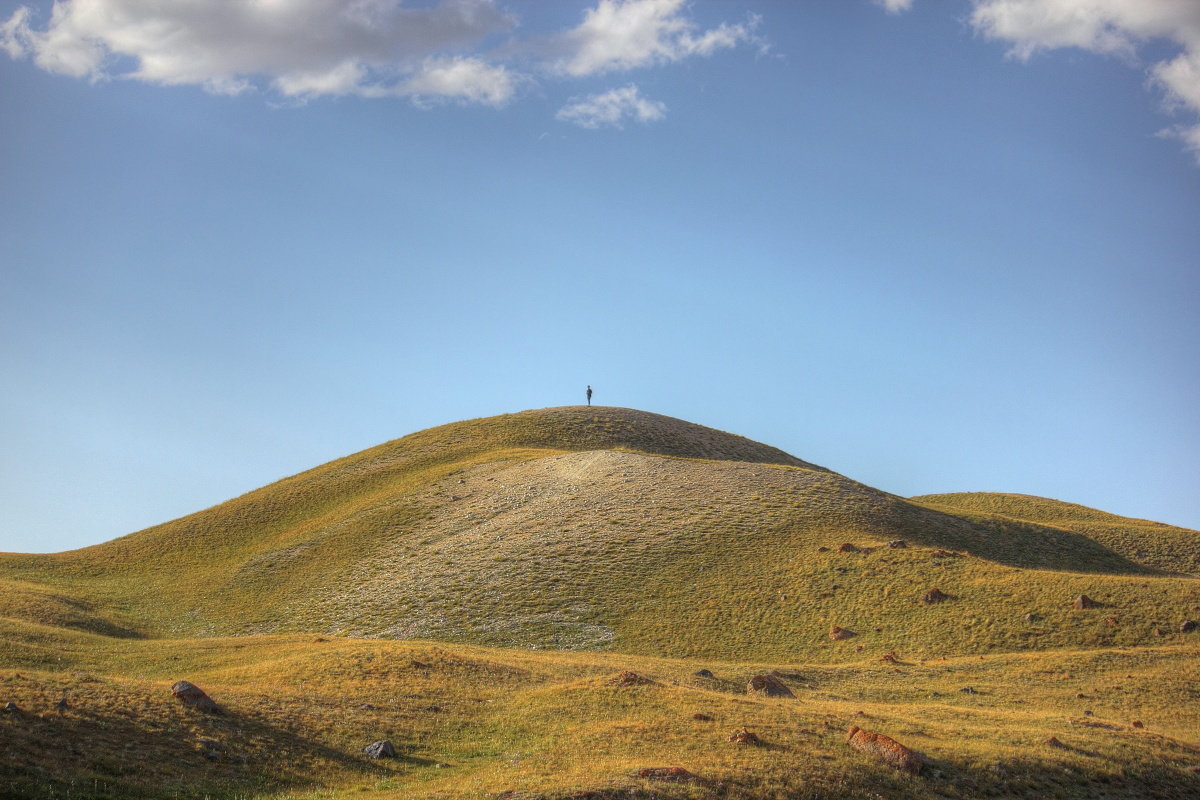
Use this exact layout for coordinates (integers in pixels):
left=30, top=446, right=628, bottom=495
left=364, top=740, right=396, bottom=759
left=747, top=673, right=794, bottom=698
left=846, top=726, right=922, bottom=775
left=608, top=671, right=653, bottom=687
left=171, top=681, right=219, bottom=714
left=923, top=588, right=951, bottom=604
left=728, top=727, right=761, bottom=745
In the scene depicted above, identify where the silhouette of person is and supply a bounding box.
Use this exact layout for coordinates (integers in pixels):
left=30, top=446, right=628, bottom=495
left=586, top=385, right=593, bottom=406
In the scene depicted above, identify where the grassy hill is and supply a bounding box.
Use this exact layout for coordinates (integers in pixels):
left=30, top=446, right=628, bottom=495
left=2, top=406, right=1199, bottom=799
left=0, top=406, right=1196, bottom=662
left=914, top=492, right=1200, bottom=576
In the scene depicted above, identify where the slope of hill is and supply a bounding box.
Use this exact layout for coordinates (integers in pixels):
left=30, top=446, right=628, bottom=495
left=1, top=407, right=1197, bottom=663
left=914, top=493, right=1200, bottom=576
left=3, top=406, right=1200, bottom=800
left=3, top=623, right=1198, bottom=800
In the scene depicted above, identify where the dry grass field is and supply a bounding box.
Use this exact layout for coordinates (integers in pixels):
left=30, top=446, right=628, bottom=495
left=2, top=407, right=1198, bottom=798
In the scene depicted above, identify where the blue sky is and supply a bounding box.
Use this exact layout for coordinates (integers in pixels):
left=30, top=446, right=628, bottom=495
left=2, top=0, right=1198, bottom=553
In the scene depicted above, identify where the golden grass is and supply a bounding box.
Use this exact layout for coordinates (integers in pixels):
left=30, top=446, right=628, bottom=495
left=1, top=409, right=1193, bottom=661
left=2, top=407, right=1198, bottom=798
left=915, top=493, right=1200, bottom=576
left=2, top=624, right=1198, bottom=800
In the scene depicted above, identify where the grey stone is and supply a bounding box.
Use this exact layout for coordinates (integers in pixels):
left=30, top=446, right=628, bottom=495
left=171, top=681, right=219, bottom=714
left=364, top=740, right=397, bottom=759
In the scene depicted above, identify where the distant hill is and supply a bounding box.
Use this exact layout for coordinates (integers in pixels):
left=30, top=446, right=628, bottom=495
left=1, top=407, right=1197, bottom=662
left=914, top=492, right=1200, bottom=576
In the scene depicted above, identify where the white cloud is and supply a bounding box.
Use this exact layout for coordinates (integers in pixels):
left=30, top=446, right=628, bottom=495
left=273, top=61, right=370, bottom=99
left=876, top=0, right=914, bottom=14
left=1167, top=120, right=1200, bottom=163
left=1, top=0, right=767, bottom=123
left=968, top=0, right=1200, bottom=60
left=1154, top=49, right=1200, bottom=114
left=399, top=57, right=521, bottom=106
left=550, top=0, right=763, bottom=77
left=0, top=0, right=520, bottom=104
left=556, top=84, right=666, bottom=128
left=884, top=1, right=1200, bottom=164
left=0, top=6, right=32, bottom=60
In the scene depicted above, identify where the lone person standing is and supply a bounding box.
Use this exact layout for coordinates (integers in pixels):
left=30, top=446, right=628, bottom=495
left=586, top=385, right=593, bottom=406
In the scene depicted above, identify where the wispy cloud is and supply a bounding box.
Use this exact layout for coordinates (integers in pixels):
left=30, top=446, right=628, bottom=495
left=556, top=84, right=666, bottom=128
left=886, top=0, right=1200, bottom=164
left=546, top=0, right=764, bottom=77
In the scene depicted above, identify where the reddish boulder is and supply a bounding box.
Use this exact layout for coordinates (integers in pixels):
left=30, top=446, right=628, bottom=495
left=829, top=625, right=857, bottom=640
left=608, top=671, right=653, bottom=687
left=1073, top=595, right=1099, bottom=610
left=1043, top=736, right=1067, bottom=748
left=838, top=543, right=858, bottom=553
left=728, top=727, right=761, bottom=745
left=845, top=726, right=922, bottom=775
left=747, top=673, right=794, bottom=698
left=171, top=681, right=219, bottom=714
left=923, top=588, right=950, bottom=604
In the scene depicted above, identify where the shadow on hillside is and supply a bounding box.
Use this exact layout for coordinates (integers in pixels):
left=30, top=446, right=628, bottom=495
left=57, top=593, right=147, bottom=639
left=891, top=499, right=1156, bottom=575
left=0, top=588, right=147, bottom=640
left=917, top=750, right=1200, bottom=799
left=0, top=695, right=423, bottom=800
